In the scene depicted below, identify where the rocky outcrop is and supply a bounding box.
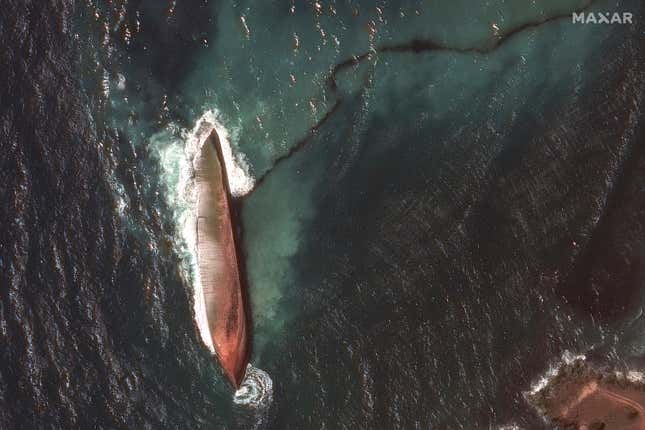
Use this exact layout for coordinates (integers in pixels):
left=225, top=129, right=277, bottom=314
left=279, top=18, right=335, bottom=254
left=529, top=361, right=645, bottom=429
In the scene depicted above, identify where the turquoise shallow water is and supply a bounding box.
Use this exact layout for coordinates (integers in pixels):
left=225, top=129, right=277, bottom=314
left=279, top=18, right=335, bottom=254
left=22, top=0, right=640, bottom=427
left=231, top=0, right=627, bottom=356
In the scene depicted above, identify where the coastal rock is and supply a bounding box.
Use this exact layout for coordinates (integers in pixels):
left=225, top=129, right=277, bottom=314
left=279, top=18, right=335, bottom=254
left=529, top=361, right=645, bottom=429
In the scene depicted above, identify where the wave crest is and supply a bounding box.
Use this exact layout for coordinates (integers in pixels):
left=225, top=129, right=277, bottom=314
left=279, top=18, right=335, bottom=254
left=234, top=364, right=273, bottom=408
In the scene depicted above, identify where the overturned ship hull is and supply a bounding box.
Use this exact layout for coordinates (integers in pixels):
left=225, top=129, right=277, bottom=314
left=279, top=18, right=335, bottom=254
left=194, top=130, right=248, bottom=387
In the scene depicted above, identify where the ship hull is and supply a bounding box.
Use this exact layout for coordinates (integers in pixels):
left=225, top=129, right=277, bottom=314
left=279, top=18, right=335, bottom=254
left=194, top=130, right=248, bottom=387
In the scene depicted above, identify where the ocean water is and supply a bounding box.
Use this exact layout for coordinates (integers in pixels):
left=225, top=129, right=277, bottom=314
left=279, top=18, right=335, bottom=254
left=1, top=0, right=644, bottom=429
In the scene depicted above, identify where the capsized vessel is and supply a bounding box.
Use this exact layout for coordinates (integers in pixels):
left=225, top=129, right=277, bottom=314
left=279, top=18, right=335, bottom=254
left=194, top=129, right=248, bottom=387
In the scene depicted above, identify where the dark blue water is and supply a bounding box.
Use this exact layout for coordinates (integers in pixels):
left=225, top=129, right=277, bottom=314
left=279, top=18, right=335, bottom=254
left=1, top=0, right=644, bottom=429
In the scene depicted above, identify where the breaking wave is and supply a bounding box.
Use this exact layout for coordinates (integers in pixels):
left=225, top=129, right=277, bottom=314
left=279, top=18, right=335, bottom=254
left=234, top=364, right=274, bottom=408
left=526, top=350, right=587, bottom=397
left=231, top=364, right=274, bottom=429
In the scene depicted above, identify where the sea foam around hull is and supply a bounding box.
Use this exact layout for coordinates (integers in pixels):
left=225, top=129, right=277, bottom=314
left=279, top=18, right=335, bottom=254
left=153, top=110, right=273, bottom=389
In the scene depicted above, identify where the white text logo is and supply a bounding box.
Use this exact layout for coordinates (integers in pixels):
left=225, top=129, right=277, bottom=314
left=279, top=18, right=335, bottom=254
left=572, top=12, right=633, bottom=24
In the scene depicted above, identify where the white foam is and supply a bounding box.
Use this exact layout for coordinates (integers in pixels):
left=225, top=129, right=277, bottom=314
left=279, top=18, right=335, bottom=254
left=116, top=73, right=126, bottom=91
left=234, top=364, right=274, bottom=408
left=527, top=350, right=586, bottom=396
left=627, top=370, right=645, bottom=383
left=192, top=110, right=255, bottom=197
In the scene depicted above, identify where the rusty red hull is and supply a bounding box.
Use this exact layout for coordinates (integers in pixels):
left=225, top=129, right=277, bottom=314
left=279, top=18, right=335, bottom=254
left=194, top=130, right=248, bottom=387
